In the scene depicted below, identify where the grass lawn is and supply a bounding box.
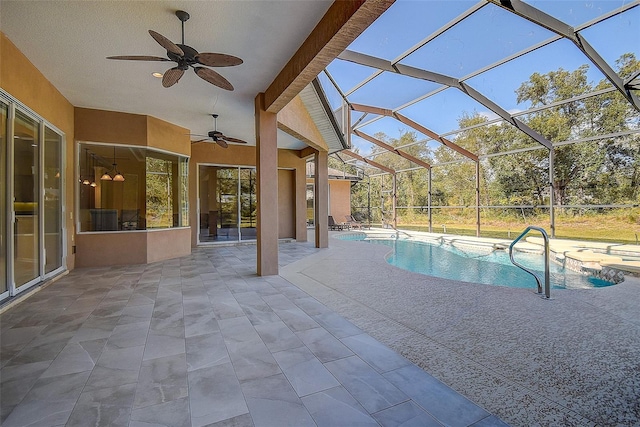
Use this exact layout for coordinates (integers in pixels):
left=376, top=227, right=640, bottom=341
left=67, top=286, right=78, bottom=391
left=386, top=212, right=640, bottom=244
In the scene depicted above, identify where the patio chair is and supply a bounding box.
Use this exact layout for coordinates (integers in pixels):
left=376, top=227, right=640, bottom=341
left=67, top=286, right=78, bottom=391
left=328, top=216, right=345, bottom=231
left=345, top=214, right=364, bottom=230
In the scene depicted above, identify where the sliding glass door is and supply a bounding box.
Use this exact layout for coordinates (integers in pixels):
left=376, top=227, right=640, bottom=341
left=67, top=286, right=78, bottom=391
left=198, top=164, right=256, bottom=243
left=239, top=168, right=256, bottom=241
left=1, top=102, right=7, bottom=298
left=13, top=110, right=40, bottom=290
left=44, top=127, right=63, bottom=274
left=1, top=92, right=65, bottom=301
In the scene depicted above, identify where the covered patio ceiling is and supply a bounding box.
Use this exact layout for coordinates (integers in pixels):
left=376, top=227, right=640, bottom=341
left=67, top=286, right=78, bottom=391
left=0, top=0, right=337, bottom=149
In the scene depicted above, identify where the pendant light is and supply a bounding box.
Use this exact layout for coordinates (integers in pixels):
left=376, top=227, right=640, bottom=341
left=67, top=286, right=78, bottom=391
left=100, top=147, right=125, bottom=182
left=82, top=148, right=90, bottom=185
left=90, top=154, right=97, bottom=187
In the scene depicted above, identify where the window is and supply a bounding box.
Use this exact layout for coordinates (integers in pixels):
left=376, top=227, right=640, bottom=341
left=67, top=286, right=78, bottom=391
left=78, top=143, right=188, bottom=232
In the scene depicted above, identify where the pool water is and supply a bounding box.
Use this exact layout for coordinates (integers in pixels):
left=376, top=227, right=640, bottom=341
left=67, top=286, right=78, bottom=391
left=337, top=234, right=614, bottom=290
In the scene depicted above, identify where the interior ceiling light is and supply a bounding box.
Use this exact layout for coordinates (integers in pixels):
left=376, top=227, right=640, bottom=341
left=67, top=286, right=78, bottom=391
left=82, top=148, right=90, bottom=185
left=100, top=147, right=125, bottom=182
left=152, top=72, right=163, bottom=78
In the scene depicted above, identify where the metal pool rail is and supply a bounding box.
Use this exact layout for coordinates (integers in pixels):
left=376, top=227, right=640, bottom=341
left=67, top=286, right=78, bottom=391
left=509, top=226, right=551, bottom=299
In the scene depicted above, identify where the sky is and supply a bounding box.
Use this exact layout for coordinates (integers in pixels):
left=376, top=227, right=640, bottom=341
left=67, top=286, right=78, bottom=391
left=319, top=0, right=639, bottom=156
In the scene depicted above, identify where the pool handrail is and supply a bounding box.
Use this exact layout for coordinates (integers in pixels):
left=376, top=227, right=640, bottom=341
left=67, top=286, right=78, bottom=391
left=509, top=226, right=551, bottom=299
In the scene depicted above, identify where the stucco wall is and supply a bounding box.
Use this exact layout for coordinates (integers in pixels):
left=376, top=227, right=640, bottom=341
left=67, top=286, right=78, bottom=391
left=330, top=180, right=352, bottom=224
left=1, top=32, right=76, bottom=269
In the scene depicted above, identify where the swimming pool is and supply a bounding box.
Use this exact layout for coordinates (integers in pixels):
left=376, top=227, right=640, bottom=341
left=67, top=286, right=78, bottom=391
left=336, top=233, right=615, bottom=289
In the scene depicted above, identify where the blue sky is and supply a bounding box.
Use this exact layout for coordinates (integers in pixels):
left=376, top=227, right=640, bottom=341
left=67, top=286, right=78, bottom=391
left=320, top=1, right=639, bottom=155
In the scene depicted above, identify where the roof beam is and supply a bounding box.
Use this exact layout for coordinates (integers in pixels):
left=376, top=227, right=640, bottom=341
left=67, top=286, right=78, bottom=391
left=350, top=102, right=478, bottom=160
left=488, top=0, right=640, bottom=112
left=263, top=0, right=395, bottom=113
left=353, top=129, right=431, bottom=169
left=339, top=49, right=553, bottom=150
left=392, top=113, right=479, bottom=161
left=342, top=149, right=396, bottom=175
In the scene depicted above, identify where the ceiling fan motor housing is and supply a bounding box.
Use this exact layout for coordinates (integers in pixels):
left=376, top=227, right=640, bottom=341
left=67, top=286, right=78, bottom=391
left=168, top=44, right=199, bottom=67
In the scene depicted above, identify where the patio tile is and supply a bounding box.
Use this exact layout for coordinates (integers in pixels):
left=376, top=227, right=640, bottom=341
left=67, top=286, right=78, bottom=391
left=383, top=364, right=489, bottom=427
left=206, top=413, right=254, bottom=427
left=325, top=355, right=409, bottom=414
left=293, top=296, right=332, bottom=316
left=302, top=385, right=379, bottom=427
left=134, top=353, right=188, bottom=409
left=85, top=344, right=144, bottom=390
left=210, top=293, right=246, bottom=319
left=296, top=327, right=354, bottom=362
left=40, top=339, right=105, bottom=379
left=271, top=305, right=320, bottom=332
left=106, top=320, right=151, bottom=349
left=272, top=345, right=340, bottom=397
left=312, top=311, right=363, bottom=338
left=254, top=320, right=303, bottom=353
left=1, top=370, right=90, bottom=427
left=188, top=362, right=249, bottom=427
left=129, top=397, right=191, bottom=427
left=218, top=316, right=261, bottom=344
left=235, top=291, right=280, bottom=325
left=186, top=331, right=230, bottom=371
left=225, top=339, right=281, bottom=382
left=142, top=332, right=185, bottom=361
left=184, top=311, right=220, bottom=337
left=241, top=373, right=315, bottom=427
left=0, top=242, right=508, bottom=427
left=66, top=382, right=136, bottom=427
left=373, top=400, right=442, bottom=427
left=118, top=304, right=154, bottom=325
left=341, top=333, right=412, bottom=374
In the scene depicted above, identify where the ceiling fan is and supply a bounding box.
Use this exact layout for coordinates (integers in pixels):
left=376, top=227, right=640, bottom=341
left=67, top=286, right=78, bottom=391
left=107, top=10, right=242, bottom=90
left=191, top=114, right=248, bottom=148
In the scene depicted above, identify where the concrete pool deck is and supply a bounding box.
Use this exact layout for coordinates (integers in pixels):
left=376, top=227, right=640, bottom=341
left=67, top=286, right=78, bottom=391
left=282, top=231, right=640, bottom=426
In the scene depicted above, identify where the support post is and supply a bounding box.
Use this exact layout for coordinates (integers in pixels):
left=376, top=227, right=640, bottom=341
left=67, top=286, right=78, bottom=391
left=314, top=151, right=329, bottom=248
left=549, top=148, right=555, bottom=238
left=428, top=168, right=432, bottom=233
left=255, top=93, right=279, bottom=276
left=392, top=174, right=397, bottom=229
left=476, top=161, right=480, bottom=238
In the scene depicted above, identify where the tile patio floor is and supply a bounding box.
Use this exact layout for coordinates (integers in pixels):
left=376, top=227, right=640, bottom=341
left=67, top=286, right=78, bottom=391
left=0, top=241, right=507, bottom=427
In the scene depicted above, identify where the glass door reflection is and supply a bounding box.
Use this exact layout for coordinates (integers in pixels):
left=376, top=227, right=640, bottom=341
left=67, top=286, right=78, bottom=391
left=217, top=167, right=239, bottom=241
left=13, top=110, right=40, bottom=289
left=44, top=126, right=63, bottom=275
left=1, top=102, right=7, bottom=297
left=240, top=168, right=256, bottom=241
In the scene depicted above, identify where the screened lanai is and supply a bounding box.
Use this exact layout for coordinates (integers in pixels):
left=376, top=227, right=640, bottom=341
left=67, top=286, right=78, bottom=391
left=319, top=0, right=640, bottom=242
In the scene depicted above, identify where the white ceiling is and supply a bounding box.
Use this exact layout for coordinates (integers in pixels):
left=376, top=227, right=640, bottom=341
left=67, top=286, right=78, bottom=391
left=0, top=0, right=333, bottom=149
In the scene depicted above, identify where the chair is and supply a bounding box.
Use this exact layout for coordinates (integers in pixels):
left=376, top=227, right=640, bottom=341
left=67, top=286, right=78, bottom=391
left=328, top=216, right=344, bottom=231
left=345, top=214, right=364, bottom=230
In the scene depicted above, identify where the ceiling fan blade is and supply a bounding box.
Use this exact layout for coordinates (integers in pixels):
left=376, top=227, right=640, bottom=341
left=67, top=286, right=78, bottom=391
left=194, top=67, right=234, bottom=91
left=195, top=53, right=243, bottom=67
left=221, top=136, right=248, bottom=144
left=215, top=139, right=229, bottom=149
left=162, top=67, right=184, bottom=88
left=191, top=139, right=208, bottom=143
left=107, top=55, right=170, bottom=61
left=149, top=30, right=184, bottom=56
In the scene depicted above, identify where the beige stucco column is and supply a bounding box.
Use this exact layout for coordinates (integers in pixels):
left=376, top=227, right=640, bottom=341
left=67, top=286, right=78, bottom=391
left=314, top=150, right=328, bottom=248
left=255, top=93, right=279, bottom=275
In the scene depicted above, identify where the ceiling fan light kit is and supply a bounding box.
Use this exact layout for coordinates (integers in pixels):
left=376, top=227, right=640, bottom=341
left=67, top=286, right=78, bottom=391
left=107, top=10, right=242, bottom=90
